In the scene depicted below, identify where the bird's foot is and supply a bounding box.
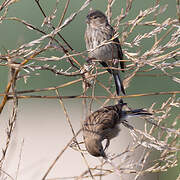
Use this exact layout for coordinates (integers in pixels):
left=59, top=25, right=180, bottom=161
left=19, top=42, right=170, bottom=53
left=85, top=57, right=95, bottom=65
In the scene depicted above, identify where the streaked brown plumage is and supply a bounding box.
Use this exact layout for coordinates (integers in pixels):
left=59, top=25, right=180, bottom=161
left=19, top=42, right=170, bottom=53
left=85, top=9, right=125, bottom=96
left=83, top=103, right=152, bottom=157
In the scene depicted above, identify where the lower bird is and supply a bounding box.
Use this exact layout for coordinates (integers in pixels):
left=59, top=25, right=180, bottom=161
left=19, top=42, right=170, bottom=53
left=83, top=103, right=152, bottom=157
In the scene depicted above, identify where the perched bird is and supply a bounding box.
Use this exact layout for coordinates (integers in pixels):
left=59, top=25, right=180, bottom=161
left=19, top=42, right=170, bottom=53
left=83, top=103, right=152, bottom=157
left=85, top=10, right=125, bottom=95
left=85, top=9, right=125, bottom=96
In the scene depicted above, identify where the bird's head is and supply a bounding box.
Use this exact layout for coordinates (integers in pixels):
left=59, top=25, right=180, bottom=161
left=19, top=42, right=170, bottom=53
left=84, top=137, right=106, bottom=157
left=86, top=10, right=108, bottom=28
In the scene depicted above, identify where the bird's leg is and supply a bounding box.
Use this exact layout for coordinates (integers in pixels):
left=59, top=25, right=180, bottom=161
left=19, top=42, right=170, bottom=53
left=118, top=99, right=125, bottom=105
left=85, top=57, right=96, bottom=65
left=117, top=100, right=127, bottom=107
left=112, top=58, right=119, bottom=66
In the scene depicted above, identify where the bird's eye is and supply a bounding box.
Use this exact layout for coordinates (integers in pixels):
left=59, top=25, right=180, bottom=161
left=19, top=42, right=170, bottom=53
left=93, top=16, right=98, bottom=19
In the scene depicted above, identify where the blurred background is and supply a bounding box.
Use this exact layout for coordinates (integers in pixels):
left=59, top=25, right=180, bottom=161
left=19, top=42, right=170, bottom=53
left=0, top=0, right=179, bottom=179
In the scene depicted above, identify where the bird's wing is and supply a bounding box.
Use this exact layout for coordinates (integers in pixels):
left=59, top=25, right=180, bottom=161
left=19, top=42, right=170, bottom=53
left=99, top=61, right=113, bottom=74
left=108, top=25, right=125, bottom=71
left=93, top=107, right=119, bottom=132
left=113, top=37, right=125, bottom=71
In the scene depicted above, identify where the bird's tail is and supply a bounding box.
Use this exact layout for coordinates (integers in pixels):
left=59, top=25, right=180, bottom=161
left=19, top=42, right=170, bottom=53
left=113, top=72, right=125, bottom=96
left=122, top=109, right=152, bottom=119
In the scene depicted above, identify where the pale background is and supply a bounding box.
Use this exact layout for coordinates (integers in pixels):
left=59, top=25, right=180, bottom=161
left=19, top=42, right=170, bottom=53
left=0, top=0, right=179, bottom=179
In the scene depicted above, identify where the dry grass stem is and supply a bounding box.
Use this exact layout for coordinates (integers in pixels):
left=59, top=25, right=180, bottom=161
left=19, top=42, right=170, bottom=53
left=0, top=0, right=179, bottom=179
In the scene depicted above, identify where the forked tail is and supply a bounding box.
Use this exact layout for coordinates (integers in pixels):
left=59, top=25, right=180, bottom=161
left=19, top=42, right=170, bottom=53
left=113, top=73, right=125, bottom=96
left=123, top=108, right=152, bottom=118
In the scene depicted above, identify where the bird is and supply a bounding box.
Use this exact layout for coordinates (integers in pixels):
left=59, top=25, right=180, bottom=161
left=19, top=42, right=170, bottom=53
left=83, top=103, right=152, bottom=157
left=84, top=9, right=125, bottom=96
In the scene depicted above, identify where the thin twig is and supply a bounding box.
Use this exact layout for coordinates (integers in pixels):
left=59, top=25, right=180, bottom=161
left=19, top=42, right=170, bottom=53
left=55, top=89, right=95, bottom=179
left=42, top=129, right=82, bottom=180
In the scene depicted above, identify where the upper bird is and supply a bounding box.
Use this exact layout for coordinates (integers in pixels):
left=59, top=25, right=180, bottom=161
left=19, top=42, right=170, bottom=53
left=85, top=9, right=125, bottom=96
left=83, top=103, right=152, bottom=157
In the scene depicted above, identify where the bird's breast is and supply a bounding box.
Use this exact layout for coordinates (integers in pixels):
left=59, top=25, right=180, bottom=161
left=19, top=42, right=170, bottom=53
left=86, top=28, right=118, bottom=61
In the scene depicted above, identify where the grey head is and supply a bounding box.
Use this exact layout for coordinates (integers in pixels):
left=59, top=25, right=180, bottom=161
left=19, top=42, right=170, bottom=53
left=86, top=10, right=108, bottom=27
